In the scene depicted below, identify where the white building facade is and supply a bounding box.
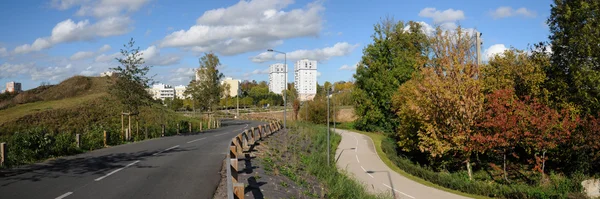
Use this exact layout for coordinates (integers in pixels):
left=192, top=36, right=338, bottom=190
left=148, top=84, right=175, bottom=100
left=221, top=77, right=241, bottom=97
left=294, top=59, right=318, bottom=101
left=269, top=63, right=287, bottom=95
left=174, top=85, right=188, bottom=99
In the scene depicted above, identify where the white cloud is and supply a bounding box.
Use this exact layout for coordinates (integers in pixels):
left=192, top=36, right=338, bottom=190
left=140, top=46, right=181, bottom=66
left=70, top=51, right=95, bottom=60
left=418, top=8, right=465, bottom=24
left=69, top=44, right=113, bottom=61
left=14, top=17, right=132, bottom=54
left=250, top=42, right=359, bottom=63
left=30, top=64, right=76, bottom=81
left=95, top=52, right=121, bottom=62
left=159, top=0, right=324, bottom=55
left=168, top=67, right=197, bottom=85
left=317, top=71, right=321, bottom=77
left=98, top=44, right=111, bottom=52
left=0, top=62, right=35, bottom=78
left=339, top=62, right=358, bottom=71
left=491, top=6, right=536, bottom=19
left=0, top=47, right=7, bottom=57
left=484, top=44, right=508, bottom=61
left=51, top=0, right=151, bottom=19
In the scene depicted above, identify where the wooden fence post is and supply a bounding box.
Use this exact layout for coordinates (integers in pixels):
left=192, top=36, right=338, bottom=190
left=0, top=142, right=6, bottom=167
left=104, top=131, right=108, bottom=147
left=199, top=120, right=203, bottom=132
left=162, top=124, right=165, bottom=137
left=189, top=122, right=192, bottom=133
left=76, top=133, right=81, bottom=148
left=177, top=123, right=180, bottom=135
left=145, top=126, right=148, bottom=139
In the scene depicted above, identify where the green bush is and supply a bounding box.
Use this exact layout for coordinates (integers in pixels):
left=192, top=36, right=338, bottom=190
left=52, top=132, right=78, bottom=156
left=380, top=137, right=583, bottom=199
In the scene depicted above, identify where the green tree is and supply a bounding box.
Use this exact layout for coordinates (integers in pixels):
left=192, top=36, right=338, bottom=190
left=353, top=19, right=429, bottom=133
left=185, top=53, right=225, bottom=112
left=545, top=0, right=600, bottom=115
left=482, top=48, right=547, bottom=99
left=392, top=27, right=483, bottom=179
left=109, top=38, right=154, bottom=114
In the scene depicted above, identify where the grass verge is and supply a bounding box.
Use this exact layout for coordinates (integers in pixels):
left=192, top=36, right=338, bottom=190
left=261, top=121, right=390, bottom=198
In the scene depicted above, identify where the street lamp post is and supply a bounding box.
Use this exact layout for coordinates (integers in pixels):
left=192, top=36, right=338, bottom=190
left=327, top=87, right=331, bottom=166
left=267, top=49, right=287, bottom=129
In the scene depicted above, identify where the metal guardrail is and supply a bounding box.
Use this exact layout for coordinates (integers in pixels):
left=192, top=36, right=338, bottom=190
left=226, top=117, right=282, bottom=199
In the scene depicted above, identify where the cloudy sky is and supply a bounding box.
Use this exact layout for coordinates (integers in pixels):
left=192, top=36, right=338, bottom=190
left=0, top=0, right=551, bottom=90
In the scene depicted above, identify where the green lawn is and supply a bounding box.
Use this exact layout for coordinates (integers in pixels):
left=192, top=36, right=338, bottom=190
left=0, top=93, right=106, bottom=125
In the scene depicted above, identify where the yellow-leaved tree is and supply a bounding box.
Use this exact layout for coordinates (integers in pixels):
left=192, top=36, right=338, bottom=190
left=392, top=26, right=483, bottom=180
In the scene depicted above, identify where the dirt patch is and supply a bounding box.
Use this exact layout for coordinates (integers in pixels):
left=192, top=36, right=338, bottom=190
left=336, top=108, right=356, bottom=123
left=235, top=129, right=325, bottom=199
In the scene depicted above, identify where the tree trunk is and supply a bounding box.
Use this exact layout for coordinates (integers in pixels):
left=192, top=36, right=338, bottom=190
left=466, top=158, right=473, bottom=181
left=541, top=150, right=546, bottom=182
left=503, top=151, right=508, bottom=182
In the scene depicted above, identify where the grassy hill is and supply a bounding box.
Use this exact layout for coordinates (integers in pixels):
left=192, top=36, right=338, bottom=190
left=0, top=76, right=200, bottom=167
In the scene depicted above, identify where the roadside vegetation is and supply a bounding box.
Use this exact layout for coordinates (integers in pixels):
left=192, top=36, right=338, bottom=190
left=344, top=1, right=600, bottom=198
left=0, top=39, right=218, bottom=167
left=254, top=121, right=388, bottom=198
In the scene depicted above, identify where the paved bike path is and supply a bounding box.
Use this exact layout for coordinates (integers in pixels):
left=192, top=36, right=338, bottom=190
left=334, top=128, right=469, bottom=199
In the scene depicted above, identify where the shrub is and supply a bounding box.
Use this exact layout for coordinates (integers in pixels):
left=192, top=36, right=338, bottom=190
left=380, top=137, right=582, bottom=198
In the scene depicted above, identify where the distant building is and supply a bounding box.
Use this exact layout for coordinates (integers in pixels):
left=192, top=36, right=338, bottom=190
left=221, top=77, right=241, bottom=97
left=100, top=71, right=119, bottom=77
left=5, top=81, right=22, bottom=93
left=147, top=84, right=175, bottom=100
left=269, top=63, right=287, bottom=95
left=294, top=59, right=317, bottom=101
left=174, top=85, right=188, bottom=99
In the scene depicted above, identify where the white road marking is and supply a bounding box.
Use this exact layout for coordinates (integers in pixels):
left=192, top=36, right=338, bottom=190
left=351, top=134, right=359, bottom=152
left=360, top=166, right=366, bottom=171
left=187, top=137, right=206, bottom=143
left=356, top=154, right=360, bottom=163
left=152, top=145, right=180, bottom=156
left=55, top=192, right=73, bottom=199
left=382, top=183, right=416, bottom=199
left=368, top=173, right=375, bottom=178
left=214, top=133, right=227, bottom=137
left=94, top=160, right=140, bottom=181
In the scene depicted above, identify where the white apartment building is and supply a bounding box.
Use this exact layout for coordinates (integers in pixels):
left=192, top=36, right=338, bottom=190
left=269, top=63, right=287, bottom=95
left=174, top=85, right=188, bottom=99
left=147, top=84, right=175, bottom=100
left=5, top=81, right=22, bottom=93
left=221, top=77, right=241, bottom=97
left=294, top=59, right=318, bottom=101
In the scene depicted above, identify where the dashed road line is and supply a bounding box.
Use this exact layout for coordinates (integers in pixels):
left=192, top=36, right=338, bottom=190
left=55, top=192, right=73, bottom=199
left=382, top=183, right=416, bottom=199
left=94, top=160, right=140, bottom=181
left=152, top=145, right=180, bottom=156
left=187, top=138, right=206, bottom=143
left=356, top=154, right=360, bottom=163
left=214, top=133, right=227, bottom=137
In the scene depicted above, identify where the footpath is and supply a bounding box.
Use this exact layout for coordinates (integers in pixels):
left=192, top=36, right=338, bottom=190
left=334, top=128, right=469, bottom=199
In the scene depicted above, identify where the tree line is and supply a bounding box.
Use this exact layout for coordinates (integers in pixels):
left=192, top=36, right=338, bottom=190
left=352, top=0, right=600, bottom=196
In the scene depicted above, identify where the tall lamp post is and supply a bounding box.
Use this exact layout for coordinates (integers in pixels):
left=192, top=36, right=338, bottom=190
left=267, top=49, right=287, bottom=129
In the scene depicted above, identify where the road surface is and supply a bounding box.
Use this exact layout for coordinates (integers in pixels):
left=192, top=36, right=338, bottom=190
left=0, top=120, right=264, bottom=199
left=334, top=128, right=469, bottom=199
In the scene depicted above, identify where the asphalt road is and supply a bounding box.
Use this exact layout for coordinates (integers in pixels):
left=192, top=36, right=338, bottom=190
left=335, top=128, right=468, bottom=199
left=0, top=119, right=264, bottom=199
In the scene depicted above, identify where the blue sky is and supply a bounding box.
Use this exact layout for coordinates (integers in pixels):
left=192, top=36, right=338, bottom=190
left=0, top=0, right=552, bottom=90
